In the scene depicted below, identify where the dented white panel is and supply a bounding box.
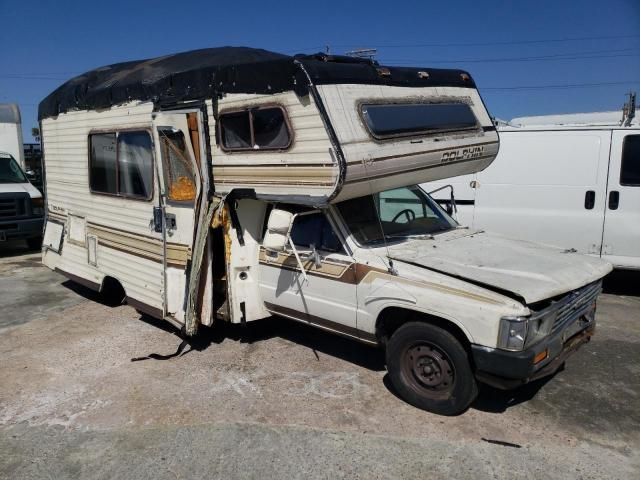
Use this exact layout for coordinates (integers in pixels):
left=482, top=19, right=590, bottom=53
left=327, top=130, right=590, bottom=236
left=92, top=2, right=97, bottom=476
left=317, top=84, right=499, bottom=203
left=207, top=93, right=338, bottom=202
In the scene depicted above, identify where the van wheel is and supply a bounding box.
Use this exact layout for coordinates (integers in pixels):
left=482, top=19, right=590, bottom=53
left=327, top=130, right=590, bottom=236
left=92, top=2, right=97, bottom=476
left=26, top=236, right=42, bottom=250
left=386, top=322, right=478, bottom=415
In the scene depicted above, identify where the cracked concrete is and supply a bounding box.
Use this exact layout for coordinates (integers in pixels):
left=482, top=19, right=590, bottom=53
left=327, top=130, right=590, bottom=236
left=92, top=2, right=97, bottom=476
left=0, top=249, right=639, bottom=479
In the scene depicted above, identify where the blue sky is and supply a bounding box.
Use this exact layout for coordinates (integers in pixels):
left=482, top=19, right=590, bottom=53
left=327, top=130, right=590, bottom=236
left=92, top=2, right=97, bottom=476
left=1, top=0, right=639, bottom=141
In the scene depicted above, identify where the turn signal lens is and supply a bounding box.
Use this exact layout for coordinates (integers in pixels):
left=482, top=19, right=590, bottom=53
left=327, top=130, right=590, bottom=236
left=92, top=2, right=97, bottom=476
left=31, top=197, right=44, bottom=207
left=533, top=349, right=548, bottom=365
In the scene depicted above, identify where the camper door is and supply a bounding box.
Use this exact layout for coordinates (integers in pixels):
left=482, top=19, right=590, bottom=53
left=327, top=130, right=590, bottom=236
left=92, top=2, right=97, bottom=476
left=152, top=111, right=204, bottom=323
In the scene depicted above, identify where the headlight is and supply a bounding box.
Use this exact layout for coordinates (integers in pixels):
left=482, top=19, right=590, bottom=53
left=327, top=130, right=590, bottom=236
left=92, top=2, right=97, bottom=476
left=31, top=197, right=44, bottom=216
left=497, top=316, right=529, bottom=351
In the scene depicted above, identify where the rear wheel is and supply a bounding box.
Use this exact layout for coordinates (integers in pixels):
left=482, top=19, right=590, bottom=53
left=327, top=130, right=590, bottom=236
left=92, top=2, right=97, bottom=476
left=386, top=321, right=478, bottom=415
left=26, top=236, right=42, bottom=250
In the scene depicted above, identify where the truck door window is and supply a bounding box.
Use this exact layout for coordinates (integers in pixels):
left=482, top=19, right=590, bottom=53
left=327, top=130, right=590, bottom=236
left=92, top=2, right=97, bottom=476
left=290, top=212, right=343, bottom=253
left=158, top=128, right=197, bottom=202
left=620, top=135, right=640, bottom=186
left=0, top=154, right=27, bottom=183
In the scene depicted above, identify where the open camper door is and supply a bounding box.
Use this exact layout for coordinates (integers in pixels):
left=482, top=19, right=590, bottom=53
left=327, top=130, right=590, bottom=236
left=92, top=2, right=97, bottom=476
left=152, top=110, right=204, bottom=323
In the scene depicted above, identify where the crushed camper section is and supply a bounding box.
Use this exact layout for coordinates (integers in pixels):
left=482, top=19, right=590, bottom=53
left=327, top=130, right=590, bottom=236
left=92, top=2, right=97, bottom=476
left=39, top=47, right=498, bottom=204
left=38, top=46, right=499, bottom=332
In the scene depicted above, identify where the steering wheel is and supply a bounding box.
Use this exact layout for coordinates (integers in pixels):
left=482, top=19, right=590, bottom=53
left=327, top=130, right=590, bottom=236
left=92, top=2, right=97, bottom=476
left=391, top=209, right=416, bottom=223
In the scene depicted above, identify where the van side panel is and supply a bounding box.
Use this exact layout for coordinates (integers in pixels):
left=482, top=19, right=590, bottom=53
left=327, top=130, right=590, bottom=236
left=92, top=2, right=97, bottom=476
left=471, top=130, right=611, bottom=254
left=41, top=102, right=166, bottom=311
left=207, top=93, right=337, bottom=203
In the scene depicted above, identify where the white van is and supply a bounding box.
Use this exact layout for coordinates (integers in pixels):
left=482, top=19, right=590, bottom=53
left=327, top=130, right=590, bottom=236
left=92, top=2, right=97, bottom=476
left=0, top=151, right=44, bottom=247
left=39, top=47, right=611, bottom=415
left=425, top=108, right=640, bottom=270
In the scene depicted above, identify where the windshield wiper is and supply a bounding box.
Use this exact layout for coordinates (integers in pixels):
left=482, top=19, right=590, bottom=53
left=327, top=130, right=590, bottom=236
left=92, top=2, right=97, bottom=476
left=384, top=234, right=435, bottom=240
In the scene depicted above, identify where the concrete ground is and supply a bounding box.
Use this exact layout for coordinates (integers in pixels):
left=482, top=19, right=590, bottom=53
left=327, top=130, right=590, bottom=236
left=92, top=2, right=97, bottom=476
left=0, top=242, right=639, bottom=479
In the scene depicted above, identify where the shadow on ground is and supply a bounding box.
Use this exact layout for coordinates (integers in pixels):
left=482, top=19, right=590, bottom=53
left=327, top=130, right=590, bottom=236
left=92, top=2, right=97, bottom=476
left=603, top=269, right=640, bottom=297
left=0, top=239, right=40, bottom=259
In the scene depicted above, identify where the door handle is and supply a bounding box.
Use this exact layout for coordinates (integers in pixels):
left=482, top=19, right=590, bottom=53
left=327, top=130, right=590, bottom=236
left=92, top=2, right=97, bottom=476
left=153, top=207, right=163, bottom=233
left=608, top=191, right=620, bottom=210
left=584, top=190, right=595, bottom=210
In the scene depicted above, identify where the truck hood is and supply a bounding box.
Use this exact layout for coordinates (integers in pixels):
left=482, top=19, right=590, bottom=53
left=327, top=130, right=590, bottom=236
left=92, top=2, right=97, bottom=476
left=388, top=230, right=612, bottom=304
left=0, top=182, right=41, bottom=197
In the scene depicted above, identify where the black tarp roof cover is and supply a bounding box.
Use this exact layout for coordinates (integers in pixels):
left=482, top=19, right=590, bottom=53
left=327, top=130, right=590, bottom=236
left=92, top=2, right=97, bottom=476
left=38, top=46, right=476, bottom=120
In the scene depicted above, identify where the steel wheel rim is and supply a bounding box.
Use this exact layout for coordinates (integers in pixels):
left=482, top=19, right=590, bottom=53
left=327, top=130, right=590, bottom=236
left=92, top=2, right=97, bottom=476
left=400, top=342, right=455, bottom=398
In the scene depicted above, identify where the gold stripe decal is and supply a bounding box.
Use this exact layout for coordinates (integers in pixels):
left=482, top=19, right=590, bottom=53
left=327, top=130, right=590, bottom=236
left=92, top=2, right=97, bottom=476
left=85, top=222, right=191, bottom=266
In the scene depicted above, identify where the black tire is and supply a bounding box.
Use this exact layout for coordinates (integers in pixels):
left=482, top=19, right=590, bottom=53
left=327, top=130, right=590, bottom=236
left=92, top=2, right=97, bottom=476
left=26, top=236, right=42, bottom=250
left=386, top=321, right=478, bottom=415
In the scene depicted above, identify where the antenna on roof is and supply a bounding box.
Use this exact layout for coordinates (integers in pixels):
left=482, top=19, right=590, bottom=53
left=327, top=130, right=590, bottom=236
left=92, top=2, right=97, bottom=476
left=345, top=48, right=378, bottom=60
left=621, top=91, right=636, bottom=127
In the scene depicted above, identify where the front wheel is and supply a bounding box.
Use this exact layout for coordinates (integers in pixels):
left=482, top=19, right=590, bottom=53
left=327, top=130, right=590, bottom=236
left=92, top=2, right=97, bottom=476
left=386, top=322, right=478, bottom=415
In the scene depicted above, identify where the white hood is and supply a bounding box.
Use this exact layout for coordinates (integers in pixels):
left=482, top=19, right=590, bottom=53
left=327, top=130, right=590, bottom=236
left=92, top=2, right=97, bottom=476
left=0, top=182, right=41, bottom=198
left=388, top=230, right=612, bottom=304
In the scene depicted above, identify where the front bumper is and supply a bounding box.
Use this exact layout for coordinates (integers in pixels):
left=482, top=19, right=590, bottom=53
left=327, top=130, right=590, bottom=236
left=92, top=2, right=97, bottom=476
left=0, top=217, right=44, bottom=241
left=471, top=303, right=596, bottom=390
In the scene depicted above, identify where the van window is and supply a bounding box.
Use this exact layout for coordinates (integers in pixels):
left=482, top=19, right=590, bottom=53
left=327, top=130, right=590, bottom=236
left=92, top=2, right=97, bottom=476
left=620, top=135, right=640, bottom=186
left=361, top=102, right=477, bottom=139
left=89, top=130, right=153, bottom=199
left=219, top=106, right=291, bottom=151
left=158, top=128, right=197, bottom=202
left=290, top=212, right=342, bottom=253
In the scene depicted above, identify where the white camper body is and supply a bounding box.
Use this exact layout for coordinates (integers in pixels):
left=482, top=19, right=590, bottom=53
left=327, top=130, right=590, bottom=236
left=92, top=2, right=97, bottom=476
left=424, top=110, right=640, bottom=270
left=0, top=104, right=25, bottom=169
left=39, top=48, right=612, bottom=415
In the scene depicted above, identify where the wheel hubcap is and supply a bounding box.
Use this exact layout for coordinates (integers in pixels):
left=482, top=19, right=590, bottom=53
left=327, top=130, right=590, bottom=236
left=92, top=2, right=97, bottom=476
left=403, top=344, right=454, bottom=392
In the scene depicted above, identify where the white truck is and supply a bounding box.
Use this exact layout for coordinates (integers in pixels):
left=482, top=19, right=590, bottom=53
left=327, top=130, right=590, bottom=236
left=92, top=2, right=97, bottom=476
left=0, top=104, right=25, bottom=169
left=39, top=47, right=611, bottom=415
left=0, top=151, right=45, bottom=247
left=425, top=102, right=640, bottom=270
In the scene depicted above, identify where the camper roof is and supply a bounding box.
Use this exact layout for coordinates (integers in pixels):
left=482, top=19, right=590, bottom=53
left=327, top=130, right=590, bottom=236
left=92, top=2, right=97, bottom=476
left=38, top=46, right=476, bottom=120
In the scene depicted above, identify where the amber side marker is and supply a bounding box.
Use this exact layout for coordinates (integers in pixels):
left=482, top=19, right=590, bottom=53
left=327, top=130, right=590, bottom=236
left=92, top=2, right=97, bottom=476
left=533, top=349, right=549, bottom=364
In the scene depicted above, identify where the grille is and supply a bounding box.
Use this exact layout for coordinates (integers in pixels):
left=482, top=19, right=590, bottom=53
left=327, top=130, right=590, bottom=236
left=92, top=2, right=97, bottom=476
left=550, top=281, right=601, bottom=334
left=0, top=196, right=27, bottom=219
left=533, top=281, right=602, bottom=336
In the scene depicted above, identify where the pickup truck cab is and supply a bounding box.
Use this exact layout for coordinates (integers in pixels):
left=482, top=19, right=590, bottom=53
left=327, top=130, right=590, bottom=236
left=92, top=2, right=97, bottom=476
left=0, top=151, right=44, bottom=248
left=261, top=184, right=612, bottom=414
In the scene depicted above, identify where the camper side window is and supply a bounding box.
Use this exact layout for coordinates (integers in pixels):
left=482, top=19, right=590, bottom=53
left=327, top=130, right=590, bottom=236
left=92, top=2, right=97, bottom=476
left=89, top=131, right=153, bottom=200
left=219, top=106, right=291, bottom=151
left=360, top=102, right=478, bottom=140
left=621, top=135, right=640, bottom=186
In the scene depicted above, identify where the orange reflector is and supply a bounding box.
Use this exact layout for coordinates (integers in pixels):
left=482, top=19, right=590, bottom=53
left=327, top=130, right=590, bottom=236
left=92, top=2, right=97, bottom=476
left=534, top=349, right=548, bottom=365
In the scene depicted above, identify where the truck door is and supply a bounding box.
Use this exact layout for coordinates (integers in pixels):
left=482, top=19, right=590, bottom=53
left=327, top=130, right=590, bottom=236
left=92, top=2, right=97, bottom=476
left=259, top=209, right=359, bottom=337
left=601, top=131, right=640, bottom=268
left=152, top=110, right=203, bottom=323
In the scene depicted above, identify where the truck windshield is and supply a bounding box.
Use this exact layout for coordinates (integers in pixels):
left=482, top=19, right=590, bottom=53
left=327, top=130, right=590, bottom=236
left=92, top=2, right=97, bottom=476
left=336, top=185, right=457, bottom=246
left=0, top=155, right=27, bottom=184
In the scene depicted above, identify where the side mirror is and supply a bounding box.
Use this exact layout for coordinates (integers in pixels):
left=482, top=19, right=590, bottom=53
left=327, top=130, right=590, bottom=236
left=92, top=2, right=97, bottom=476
left=263, top=209, right=295, bottom=252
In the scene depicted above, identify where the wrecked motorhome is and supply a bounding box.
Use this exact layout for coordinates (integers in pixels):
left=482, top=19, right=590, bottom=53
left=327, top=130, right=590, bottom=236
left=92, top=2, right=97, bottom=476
left=39, top=47, right=611, bottom=415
